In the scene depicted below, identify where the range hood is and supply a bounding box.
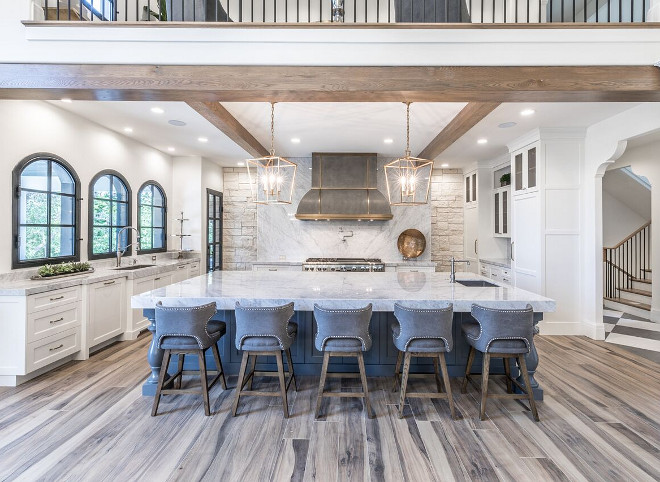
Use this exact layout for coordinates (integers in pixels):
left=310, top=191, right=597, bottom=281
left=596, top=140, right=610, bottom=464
left=296, top=153, right=393, bottom=221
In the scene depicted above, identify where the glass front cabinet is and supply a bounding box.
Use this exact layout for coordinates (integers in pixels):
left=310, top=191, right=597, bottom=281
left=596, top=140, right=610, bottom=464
left=512, top=142, right=539, bottom=195
left=493, top=187, right=510, bottom=237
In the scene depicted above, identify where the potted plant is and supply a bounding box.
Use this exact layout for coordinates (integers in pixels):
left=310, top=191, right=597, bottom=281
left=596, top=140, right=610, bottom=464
left=31, top=261, right=93, bottom=280
left=499, top=173, right=511, bottom=187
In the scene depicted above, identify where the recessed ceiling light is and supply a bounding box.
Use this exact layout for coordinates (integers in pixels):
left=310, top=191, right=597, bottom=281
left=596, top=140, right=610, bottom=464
left=168, top=119, right=187, bottom=127
left=498, top=122, right=517, bottom=128
left=384, top=138, right=394, bottom=144
left=151, top=107, right=164, bottom=114
left=237, top=161, right=244, bottom=166
left=123, top=127, right=133, bottom=133
left=291, top=138, right=301, bottom=144
left=477, top=138, right=488, bottom=144
left=167, top=147, right=175, bottom=152
left=440, top=163, right=449, bottom=168
left=60, top=98, right=72, bottom=103
left=197, top=137, right=208, bottom=143
left=520, top=109, right=535, bottom=116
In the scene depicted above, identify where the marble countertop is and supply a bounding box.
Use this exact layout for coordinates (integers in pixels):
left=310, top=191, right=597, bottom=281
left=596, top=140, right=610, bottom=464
left=0, top=258, right=200, bottom=296
left=479, top=258, right=512, bottom=269
left=131, top=270, right=555, bottom=313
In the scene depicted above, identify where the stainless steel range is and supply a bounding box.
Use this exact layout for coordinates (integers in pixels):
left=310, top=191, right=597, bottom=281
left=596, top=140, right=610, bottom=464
left=303, top=258, right=385, bottom=272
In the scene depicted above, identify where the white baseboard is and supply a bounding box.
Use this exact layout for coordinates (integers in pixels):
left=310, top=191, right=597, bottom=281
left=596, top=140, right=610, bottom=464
left=120, top=327, right=148, bottom=341
left=0, top=354, right=76, bottom=387
left=538, top=320, right=585, bottom=336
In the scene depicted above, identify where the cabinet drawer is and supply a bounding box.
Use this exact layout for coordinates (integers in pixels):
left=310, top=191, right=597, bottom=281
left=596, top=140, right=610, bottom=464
left=501, top=268, right=511, bottom=277
left=396, top=266, right=435, bottom=273
left=26, top=328, right=80, bottom=373
left=254, top=265, right=301, bottom=272
left=28, top=286, right=81, bottom=314
left=27, top=302, right=81, bottom=343
left=188, top=263, right=201, bottom=276
left=501, top=276, right=512, bottom=285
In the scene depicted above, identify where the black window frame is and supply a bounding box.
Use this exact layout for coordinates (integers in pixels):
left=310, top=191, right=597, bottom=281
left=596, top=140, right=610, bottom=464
left=207, top=189, right=223, bottom=273
left=137, top=180, right=167, bottom=254
left=12, top=153, right=81, bottom=269
left=88, top=170, right=132, bottom=260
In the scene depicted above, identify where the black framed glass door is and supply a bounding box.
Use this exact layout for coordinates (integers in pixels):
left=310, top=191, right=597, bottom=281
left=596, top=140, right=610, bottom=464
left=207, top=189, right=222, bottom=272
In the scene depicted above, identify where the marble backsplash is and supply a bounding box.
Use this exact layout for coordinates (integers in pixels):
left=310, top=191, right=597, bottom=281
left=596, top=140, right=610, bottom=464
left=257, top=157, right=431, bottom=262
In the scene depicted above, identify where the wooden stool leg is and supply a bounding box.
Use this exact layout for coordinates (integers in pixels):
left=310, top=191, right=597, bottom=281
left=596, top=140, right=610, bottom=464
left=357, top=352, right=374, bottom=419
left=398, top=352, right=412, bottom=418
left=518, top=355, right=540, bottom=422
left=211, top=343, right=227, bottom=390
left=285, top=348, right=297, bottom=392
left=151, top=350, right=171, bottom=416
left=392, top=350, right=403, bottom=392
left=175, top=353, right=185, bottom=389
left=232, top=351, right=249, bottom=416
left=479, top=353, right=491, bottom=421
left=433, top=356, right=443, bottom=393
left=438, top=352, right=456, bottom=420
left=461, top=346, right=476, bottom=394
left=246, top=354, right=257, bottom=390
left=275, top=351, right=289, bottom=418
left=315, top=351, right=330, bottom=419
left=198, top=351, right=210, bottom=416
left=503, top=357, right=513, bottom=394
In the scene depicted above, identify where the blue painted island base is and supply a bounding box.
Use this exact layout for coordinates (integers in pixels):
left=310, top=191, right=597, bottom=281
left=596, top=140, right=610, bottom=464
left=142, top=309, right=543, bottom=400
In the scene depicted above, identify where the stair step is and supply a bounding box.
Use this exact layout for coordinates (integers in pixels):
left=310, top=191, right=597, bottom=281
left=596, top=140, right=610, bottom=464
left=641, top=268, right=652, bottom=272
left=630, top=277, right=651, bottom=284
left=619, top=288, right=652, bottom=297
left=604, top=297, right=651, bottom=311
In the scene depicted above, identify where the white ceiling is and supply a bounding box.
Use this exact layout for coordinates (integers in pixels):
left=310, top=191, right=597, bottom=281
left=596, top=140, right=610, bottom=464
left=50, top=99, right=640, bottom=170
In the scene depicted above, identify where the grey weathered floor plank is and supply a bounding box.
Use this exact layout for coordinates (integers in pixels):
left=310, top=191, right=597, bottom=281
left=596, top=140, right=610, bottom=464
left=0, top=335, right=659, bottom=482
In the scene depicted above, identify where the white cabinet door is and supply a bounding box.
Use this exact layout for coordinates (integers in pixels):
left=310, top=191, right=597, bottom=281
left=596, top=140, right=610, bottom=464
left=154, top=273, right=174, bottom=289
left=172, top=264, right=189, bottom=283
left=463, top=204, right=479, bottom=274
left=88, top=278, right=126, bottom=347
left=464, top=171, right=477, bottom=204
left=512, top=193, right=541, bottom=293
left=188, top=262, right=201, bottom=278
left=512, top=143, right=539, bottom=196
left=493, top=187, right=511, bottom=237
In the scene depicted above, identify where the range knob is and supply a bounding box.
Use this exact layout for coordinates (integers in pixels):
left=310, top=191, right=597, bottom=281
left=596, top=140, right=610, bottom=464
left=351, top=266, right=357, bottom=271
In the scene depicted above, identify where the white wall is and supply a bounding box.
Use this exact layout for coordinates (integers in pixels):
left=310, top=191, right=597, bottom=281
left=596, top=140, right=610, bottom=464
left=0, top=100, right=174, bottom=273
left=602, top=190, right=649, bottom=247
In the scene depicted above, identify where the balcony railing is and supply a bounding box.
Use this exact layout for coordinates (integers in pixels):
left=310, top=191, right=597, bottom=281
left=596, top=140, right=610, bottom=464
left=34, top=0, right=651, bottom=23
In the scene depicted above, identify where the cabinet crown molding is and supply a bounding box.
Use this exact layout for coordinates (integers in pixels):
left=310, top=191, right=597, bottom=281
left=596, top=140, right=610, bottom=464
left=507, top=128, right=587, bottom=153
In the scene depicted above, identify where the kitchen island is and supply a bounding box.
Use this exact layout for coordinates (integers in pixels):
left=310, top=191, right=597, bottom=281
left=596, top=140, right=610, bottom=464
left=132, top=270, right=555, bottom=398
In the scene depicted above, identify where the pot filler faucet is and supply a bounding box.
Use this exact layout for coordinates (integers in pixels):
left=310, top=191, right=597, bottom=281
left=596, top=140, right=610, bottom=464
left=116, top=227, right=140, bottom=267
left=450, top=256, right=470, bottom=283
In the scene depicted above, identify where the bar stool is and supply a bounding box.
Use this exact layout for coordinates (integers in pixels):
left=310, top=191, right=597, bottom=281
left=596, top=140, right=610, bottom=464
left=151, top=301, right=227, bottom=417
left=232, top=302, right=297, bottom=418
left=461, top=304, right=539, bottom=421
left=391, top=303, right=456, bottom=419
left=313, top=303, right=374, bottom=419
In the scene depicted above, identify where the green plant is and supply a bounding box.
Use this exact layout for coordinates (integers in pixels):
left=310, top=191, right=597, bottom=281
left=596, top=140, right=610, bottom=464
left=37, top=261, right=91, bottom=278
left=500, top=173, right=511, bottom=186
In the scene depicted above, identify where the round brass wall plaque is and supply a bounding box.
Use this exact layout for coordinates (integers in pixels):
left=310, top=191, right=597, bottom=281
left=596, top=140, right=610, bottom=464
left=397, top=229, right=426, bottom=259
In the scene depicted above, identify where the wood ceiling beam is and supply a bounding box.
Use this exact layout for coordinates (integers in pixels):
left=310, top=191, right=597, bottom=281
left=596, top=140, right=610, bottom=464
left=1, top=65, right=660, bottom=102
left=418, top=102, right=500, bottom=160
left=187, top=101, right=268, bottom=157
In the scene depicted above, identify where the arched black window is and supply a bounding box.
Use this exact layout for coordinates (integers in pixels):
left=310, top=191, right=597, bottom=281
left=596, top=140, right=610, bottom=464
left=138, top=181, right=167, bottom=253
left=89, top=170, right=131, bottom=259
left=12, top=153, right=81, bottom=268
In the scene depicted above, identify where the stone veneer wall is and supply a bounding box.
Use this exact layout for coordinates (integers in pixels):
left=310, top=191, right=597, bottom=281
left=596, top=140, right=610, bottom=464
left=430, top=168, right=465, bottom=272
left=222, top=167, right=257, bottom=271
left=222, top=166, right=464, bottom=271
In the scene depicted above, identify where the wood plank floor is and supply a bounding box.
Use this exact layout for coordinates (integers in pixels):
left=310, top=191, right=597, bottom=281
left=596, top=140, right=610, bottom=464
left=1, top=334, right=659, bottom=481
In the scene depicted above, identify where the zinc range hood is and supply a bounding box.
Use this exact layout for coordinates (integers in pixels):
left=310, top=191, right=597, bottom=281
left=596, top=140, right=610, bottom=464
left=296, top=153, right=393, bottom=221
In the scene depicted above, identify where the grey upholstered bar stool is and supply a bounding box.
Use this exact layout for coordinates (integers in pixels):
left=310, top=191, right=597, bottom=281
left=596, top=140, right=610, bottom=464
left=391, top=303, right=456, bottom=419
left=461, top=303, right=539, bottom=421
left=313, top=303, right=374, bottom=419
left=232, top=301, right=297, bottom=418
left=151, top=301, right=227, bottom=417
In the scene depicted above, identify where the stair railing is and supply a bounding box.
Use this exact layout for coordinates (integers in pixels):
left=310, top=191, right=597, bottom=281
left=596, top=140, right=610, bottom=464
left=603, top=222, right=651, bottom=300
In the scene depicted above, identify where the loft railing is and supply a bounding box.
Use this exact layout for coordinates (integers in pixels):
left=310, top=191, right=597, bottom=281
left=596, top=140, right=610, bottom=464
left=34, top=0, right=651, bottom=22
left=603, top=222, right=651, bottom=300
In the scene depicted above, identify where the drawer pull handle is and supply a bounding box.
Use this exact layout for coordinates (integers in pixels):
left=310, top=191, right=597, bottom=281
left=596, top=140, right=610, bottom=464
left=50, top=295, right=65, bottom=301
left=409, top=270, right=418, bottom=272
left=269, top=268, right=277, bottom=271
left=178, top=265, right=186, bottom=269
left=49, top=317, right=64, bottom=324
left=154, top=277, right=161, bottom=281
left=49, top=344, right=64, bottom=351
left=104, top=280, right=116, bottom=285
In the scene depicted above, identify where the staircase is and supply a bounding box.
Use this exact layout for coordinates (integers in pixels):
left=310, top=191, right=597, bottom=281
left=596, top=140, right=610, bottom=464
left=603, top=222, right=652, bottom=315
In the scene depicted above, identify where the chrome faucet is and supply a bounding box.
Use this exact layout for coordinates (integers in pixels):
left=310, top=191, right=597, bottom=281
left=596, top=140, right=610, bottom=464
left=116, top=227, right=140, bottom=267
left=450, top=256, right=470, bottom=283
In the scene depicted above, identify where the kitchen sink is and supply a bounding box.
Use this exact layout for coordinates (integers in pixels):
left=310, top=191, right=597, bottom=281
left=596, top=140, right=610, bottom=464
left=455, top=280, right=498, bottom=288
left=112, top=264, right=156, bottom=271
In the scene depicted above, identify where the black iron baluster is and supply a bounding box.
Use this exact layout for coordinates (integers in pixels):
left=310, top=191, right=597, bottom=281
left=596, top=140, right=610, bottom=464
left=643, top=0, right=646, bottom=21
left=354, top=0, right=357, bottom=22
left=584, top=0, right=586, bottom=22
left=264, top=0, right=267, bottom=22
left=630, top=0, right=634, bottom=22
left=504, top=0, right=507, bottom=23
left=297, top=0, right=300, bottom=22
left=527, top=0, right=530, bottom=21
left=515, top=0, right=518, bottom=23
left=481, top=0, right=485, bottom=22
left=560, top=0, right=564, bottom=21
left=319, top=0, right=322, bottom=22
left=285, top=0, right=288, bottom=22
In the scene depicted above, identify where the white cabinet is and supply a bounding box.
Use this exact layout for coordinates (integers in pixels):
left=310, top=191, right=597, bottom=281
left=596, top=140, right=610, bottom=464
left=188, top=261, right=201, bottom=277
left=464, top=171, right=477, bottom=204
left=87, top=277, right=126, bottom=348
left=493, top=187, right=511, bottom=237
left=512, top=142, right=539, bottom=196
left=172, top=263, right=190, bottom=282
left=479, top=263, right=513, bottom=286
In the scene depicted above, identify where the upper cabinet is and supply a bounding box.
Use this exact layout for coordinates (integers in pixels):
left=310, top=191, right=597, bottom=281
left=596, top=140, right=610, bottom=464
left=465, top=171, right=477, bottom=204
left=512, top=142, right=539, bottom=195
left=493, top=187, right=510, bottom=237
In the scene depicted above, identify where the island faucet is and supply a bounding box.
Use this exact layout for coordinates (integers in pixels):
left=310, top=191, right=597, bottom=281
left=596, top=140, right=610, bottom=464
left=116, top=227, right=140, bottom=267
left=450, top=256, right=470, bottom=283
